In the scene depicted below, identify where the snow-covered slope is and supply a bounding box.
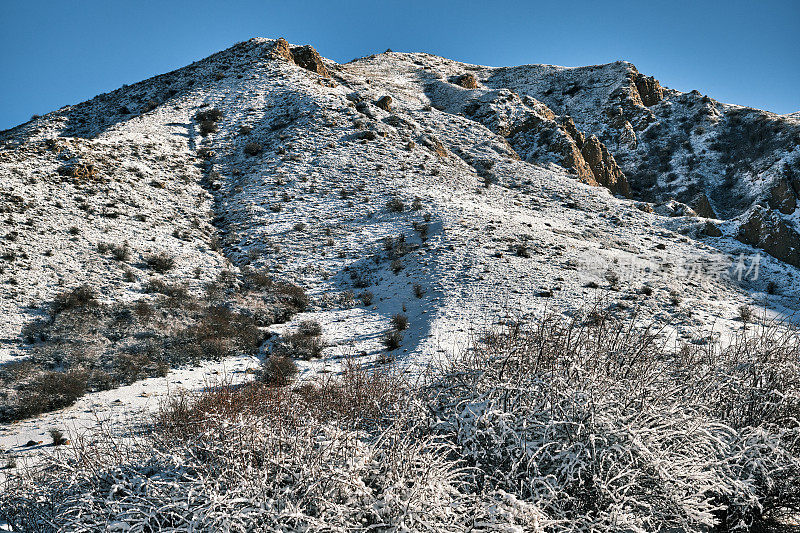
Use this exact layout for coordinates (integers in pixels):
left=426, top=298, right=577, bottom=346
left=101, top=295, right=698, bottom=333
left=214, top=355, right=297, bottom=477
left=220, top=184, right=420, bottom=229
left=1, top=38, right=799, bottom=448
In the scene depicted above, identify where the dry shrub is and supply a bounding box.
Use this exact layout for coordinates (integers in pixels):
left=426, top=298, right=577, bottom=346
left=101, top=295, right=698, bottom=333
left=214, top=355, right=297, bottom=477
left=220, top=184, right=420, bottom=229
left=258, top=356, right=298, bottom=386
left=52, top=284, right=99, bottom=314
left=272, top=281, right=310, bottom=313
left=6, top=309, right=799, bottom=532
left=144, top=251, right=176, bottom=273
left=15, top=369, right=89, bottom=419
left=273, top=320, right=324, bottom=360
left=179, top=306, right=263, bottom=362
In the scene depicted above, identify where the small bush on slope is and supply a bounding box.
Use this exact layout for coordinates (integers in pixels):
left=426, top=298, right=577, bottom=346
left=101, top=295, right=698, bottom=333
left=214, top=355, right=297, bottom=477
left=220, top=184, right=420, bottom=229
left=2, top=311, right=799, bottom=531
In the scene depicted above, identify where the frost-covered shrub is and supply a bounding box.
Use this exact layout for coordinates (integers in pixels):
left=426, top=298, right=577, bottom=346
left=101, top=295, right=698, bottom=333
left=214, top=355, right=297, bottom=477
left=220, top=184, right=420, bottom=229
left=272, top=320, right=324, bottom=360
left=358, top=290, right=374, bottom=306
left=15, top=370, right=89, bottom=419
left=426, top=312, right=800, bottom=531
left=144, top=251, right=176, bottom=273
left=383, top=329, right=402, bottom=350
left=52, top=284, right=99, bottom=314
left=258, top=355, right=298, bottom=386
left=391, top=313, right=408, bottom=331
left=4, top=311, right=798, bottom=531
left=386, top=196, right=405, bottom=212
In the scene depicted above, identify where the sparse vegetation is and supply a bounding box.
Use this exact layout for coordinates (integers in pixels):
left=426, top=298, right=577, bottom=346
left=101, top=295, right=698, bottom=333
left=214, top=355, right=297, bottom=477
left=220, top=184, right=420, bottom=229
left=386, top=197, right=405, bottom=213
left=0, top=271, right=309, bottom=422
left=145, top=251, right=176, bottom=273
left=390, top=313, right=409, bottom=331
left=48, top=428, right=66, bottom=446
left=412, top=283, right=425, bottom=298
left=383, top=330, right=402, bottom=351
left=244, top=142, right=262, bottom=156
left=272, top=320, right=324, bottom=360
left=358, top=290, right=374, bottom=306
left=390, top=259, right=404, bottom=274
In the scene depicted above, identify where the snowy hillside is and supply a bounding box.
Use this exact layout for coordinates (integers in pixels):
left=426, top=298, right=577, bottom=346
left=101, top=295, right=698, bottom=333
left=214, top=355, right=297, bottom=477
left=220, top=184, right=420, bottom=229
left=1, top=38, right=800, bottom=531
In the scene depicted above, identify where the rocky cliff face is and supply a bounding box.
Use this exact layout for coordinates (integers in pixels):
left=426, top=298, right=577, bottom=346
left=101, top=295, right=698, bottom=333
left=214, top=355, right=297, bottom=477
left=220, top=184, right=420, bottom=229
left=481, top=59, right=800, bottom=268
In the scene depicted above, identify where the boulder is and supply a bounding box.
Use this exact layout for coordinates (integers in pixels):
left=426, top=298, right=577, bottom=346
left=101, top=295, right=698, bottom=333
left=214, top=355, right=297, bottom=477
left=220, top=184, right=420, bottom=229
left=737, top=206, right=800, bottom=268
left=655, top=200, right=697, bottom=218
left=290, top=45, right=329, bottom=77
left=700, top=221, right=723, bottom=237
left=690, top=192, right=717, bottom=219
left=419, top=134, right=448, bottom=158
left=375, top=96, right=392, bottom=111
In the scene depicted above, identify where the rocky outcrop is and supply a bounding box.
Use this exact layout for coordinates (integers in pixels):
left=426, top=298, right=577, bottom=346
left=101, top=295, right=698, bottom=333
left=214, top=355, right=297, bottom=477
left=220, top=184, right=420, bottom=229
left=633, top=72, right=664, bottom=107
left=269, top=40, right=330, bottom=77
left=375, top=96, right=392, bottom=111
left=460, top=91, right=630, bottom=196
left=700, top=221, right=723, bottom=237
left=768, top=178, right=797, bottom=215
left=271, top=38, right=294, bottom=62
left=290, top=45, right=330, bottom=77
left=737, top=207, right=800, bottom=268
left=580, top=135, right=631, bottom=197
left=691, top=192, right=717, bottom=219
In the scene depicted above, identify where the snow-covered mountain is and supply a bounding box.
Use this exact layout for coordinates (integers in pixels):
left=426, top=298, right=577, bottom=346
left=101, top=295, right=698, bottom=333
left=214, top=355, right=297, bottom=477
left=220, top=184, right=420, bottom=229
left=1, top=37, right=799, bottom=435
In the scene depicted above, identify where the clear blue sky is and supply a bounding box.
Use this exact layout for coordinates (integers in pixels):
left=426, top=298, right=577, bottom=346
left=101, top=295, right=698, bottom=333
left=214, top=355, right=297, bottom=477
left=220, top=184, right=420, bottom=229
left=1, top=0, right=798, bottom=130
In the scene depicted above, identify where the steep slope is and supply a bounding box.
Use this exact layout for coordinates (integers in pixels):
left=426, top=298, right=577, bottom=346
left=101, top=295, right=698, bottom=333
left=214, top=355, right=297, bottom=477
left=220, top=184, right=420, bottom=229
left=1, top=39, right=798, bottom=446
left=482, top=62, right=800, bottom=266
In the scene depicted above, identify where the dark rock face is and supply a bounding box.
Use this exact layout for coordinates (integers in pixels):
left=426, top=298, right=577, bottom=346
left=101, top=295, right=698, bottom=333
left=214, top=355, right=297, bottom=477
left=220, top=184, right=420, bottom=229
left=633, top=72, right=664, bottom=107
left=700, top=221, right=723, bottom=237
left=737, top=207, right=800, bottom=268
left=691, top=192, right=717, bottom=219
left=453, top=74, right=478, bottom=89
left=375, top=96, right=392, bottom=111
left=290, top=45, right=330, bottom=77
left=768, top=178, right=797, bottom=215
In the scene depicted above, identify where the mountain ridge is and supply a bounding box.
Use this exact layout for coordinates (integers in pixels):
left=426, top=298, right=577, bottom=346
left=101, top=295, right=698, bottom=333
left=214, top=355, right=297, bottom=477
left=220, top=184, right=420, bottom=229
left=1, top=36, right=798, bottom=429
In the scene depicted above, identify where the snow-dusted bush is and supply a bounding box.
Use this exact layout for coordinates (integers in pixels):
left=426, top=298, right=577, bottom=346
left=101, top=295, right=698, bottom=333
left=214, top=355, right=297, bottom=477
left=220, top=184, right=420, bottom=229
left=426, top=311, right=800, bottom=531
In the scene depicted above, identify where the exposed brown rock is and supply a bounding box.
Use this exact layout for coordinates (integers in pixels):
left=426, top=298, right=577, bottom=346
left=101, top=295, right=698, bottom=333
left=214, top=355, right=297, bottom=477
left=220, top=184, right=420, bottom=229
left=271, top=38, right=294, bottom=62
left=419, top=134, right=448, bottom=158
left=691, top=192, right=717, bottom=219
left=561, top=141, right=599, bottom=187
left=453, top=74, right=478, bottom=89
left=558, top=116, right=585, bottom=148
left=737, top=207, right=800, bottom=268
left=290, top=45, right=329, bottom=77
left=633, top=72, right=664, bottom=107
left=768, top=178, right=797, bottom=215
left=375, top=96, right=392, bottom=111
left=580, top=136, right=631, bottom=197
